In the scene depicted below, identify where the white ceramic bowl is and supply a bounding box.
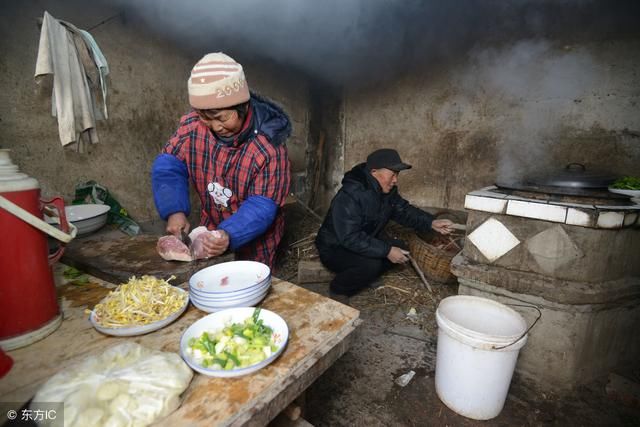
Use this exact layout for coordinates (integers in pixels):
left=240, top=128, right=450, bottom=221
left=190, top=289, right=269, bottom=313
left=608, top=187, right=640, bottom=198
left=47, top=204, right=110, bottom=236
left=180, top=307, right=288, bottom=377
left=189, top=261, right=271, bottom=295
left=189, top=278, right=271, bottom=301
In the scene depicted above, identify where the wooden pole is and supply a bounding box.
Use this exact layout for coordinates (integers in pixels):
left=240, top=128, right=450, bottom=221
left=407, top=253, right=433, bottom=293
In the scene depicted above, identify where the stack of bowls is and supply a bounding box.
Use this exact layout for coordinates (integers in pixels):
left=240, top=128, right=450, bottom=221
left=189, top=261, right=271, bottom=313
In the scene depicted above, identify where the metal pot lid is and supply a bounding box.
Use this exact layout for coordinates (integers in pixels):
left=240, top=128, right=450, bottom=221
left=528, top=163, right=618, bottom=189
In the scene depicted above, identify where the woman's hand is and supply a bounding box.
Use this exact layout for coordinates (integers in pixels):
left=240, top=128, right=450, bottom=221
left=432, top=219, right=454, bottom=235
left=201, top=229, right=230, bottom=257
left=387, top=246, right=409, bottom=264
left=167, top=212, right=190, bottom=237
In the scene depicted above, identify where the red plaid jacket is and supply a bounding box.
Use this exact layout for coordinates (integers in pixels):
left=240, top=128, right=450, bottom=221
left=162, top=104, right=290, bottom=268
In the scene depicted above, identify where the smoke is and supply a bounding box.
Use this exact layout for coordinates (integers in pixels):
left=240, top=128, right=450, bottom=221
left=106, top=0, right=640, bottom=88
left=458, top=40, right=603, bottom=182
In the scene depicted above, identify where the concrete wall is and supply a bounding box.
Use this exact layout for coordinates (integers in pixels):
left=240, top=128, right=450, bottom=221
left=459, top=278, right=640, bottom=391
left=0, top=0, right=311, bottom=224
left=337, top=39, right=640, bottom=212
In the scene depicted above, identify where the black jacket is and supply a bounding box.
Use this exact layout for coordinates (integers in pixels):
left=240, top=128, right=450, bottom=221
left=315, top=163, right=434, bottom=258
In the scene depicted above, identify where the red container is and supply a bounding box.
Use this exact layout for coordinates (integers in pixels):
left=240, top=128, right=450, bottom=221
left=0, top=149, right=70, bottom=350
left=0, top=348, right=13, bottom=378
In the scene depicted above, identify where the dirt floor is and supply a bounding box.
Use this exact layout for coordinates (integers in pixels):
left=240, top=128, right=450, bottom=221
left=274, top=202, right=640, bottom=427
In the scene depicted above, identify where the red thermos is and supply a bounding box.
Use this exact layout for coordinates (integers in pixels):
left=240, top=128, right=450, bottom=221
left=0, top=149, right=74, bottom=351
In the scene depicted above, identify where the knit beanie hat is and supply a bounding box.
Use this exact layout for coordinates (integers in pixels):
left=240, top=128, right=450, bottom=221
left=188, top=52, right=250, bottom=110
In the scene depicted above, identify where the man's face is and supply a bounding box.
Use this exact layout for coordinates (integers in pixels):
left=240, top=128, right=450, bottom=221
left=370, top=168, right=399, bottom=193
left=196, top=109, right=244, bottom=137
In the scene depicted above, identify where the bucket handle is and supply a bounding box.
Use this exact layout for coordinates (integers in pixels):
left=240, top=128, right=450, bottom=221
left=491, top=303, right=542, bottom=350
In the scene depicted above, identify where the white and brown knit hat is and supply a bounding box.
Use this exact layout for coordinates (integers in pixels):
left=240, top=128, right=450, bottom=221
left=187, top=52, right=250, bottom=110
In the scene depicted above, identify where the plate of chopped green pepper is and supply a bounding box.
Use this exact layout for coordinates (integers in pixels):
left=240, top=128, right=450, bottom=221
left=180, top=307, right=288, bottom=377
left=609, top=176, right=640, bottom=198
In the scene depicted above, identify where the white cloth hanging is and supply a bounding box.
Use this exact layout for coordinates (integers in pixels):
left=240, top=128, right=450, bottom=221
left=35, top=11, right=108, bottom=148
left=79, top=29, right=109, bottom=119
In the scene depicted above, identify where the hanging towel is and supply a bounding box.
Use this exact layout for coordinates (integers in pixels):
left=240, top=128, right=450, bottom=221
left=79, top=30, right=109, bottom=119
left=35, top=11, right=107, bottom=148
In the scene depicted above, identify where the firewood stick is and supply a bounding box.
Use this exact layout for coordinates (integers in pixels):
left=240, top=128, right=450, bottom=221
left=442, top=236, right=462, bottom=251
left=406, top=254, right=433, bottom=293
left=288, top=233, right=317, bottom=248
left=383, top=285, right=412, bottom=294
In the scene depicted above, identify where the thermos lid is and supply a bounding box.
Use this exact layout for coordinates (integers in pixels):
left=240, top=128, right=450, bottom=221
left=0, top=149, right=39, bottom=192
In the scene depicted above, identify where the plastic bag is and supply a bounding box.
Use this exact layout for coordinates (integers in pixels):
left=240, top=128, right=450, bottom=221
left=73, top=180, right=140, bottom=236
left=31, top=342, right=193, bottom=427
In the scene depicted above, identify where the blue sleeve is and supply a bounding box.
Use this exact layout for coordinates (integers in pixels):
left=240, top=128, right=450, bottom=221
left=151, top=154, right=191, bottom=220
left=218, top=195, right=278, bottom=250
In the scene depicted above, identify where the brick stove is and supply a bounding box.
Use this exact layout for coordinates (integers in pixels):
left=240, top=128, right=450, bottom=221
left=451, top=185, right=640, bottom=391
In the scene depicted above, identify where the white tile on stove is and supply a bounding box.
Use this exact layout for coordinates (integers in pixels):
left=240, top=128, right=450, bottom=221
left=526, top=225, right=583, bottom=273
left=464, top=195, right=508, bottom=213
left=467, top=217, right=520, bottom=263
left=506, top=200, right=567, bottom=223
left=595, top=205, right=630, bottom=210
left=555, top=201, right=596, bottom=210
left=596, top=204, right=640, bottom=211
left=468, top=190, right=509, bottom=199
left=596, top=211, right=625, bottom=229
left=505, top=195, right=542, bottom=202
left=565, top=208, right=595, bottom=227
left=623, top=212, right=638, bottom=227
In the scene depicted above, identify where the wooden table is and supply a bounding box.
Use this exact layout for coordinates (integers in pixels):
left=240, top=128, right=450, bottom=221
left=1, top=264, right=360, bottom=426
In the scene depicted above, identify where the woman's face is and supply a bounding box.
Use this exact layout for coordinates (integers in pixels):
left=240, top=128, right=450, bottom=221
left=370, top=168, right=399, bottom=193
left=197, top=109, right=244, bottom=137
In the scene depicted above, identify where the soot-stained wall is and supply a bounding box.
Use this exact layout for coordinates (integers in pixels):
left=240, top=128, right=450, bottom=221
left=336, top=39, right=640, bottom=211
left=0, top=0, right=311, bottom=224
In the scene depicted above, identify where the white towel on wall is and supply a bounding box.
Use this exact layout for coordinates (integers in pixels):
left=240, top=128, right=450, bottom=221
left=35, top=11, right=104, bottom=148
left=80, top=29, right=109, bottom=119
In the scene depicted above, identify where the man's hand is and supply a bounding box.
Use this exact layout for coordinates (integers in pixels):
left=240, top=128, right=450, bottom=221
left=167, top=212, right=190, bottom=237
left=432, top=219, right=454, bottom=235
left=200, top=229, right=230, bottom=258
left=387, top=246, right=409, bottom=264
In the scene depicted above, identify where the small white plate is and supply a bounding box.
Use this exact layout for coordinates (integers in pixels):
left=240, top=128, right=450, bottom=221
left=189, top=279, right=271, bottom=301
left=90, top=288, right=189, bottom=336
left=608, top=187, right=640, bottom=198
left=190, top=290, right=269, bottom=313
left=189, top=261, right=271, bottom=295
left=180, top=307, right=288, bottom=377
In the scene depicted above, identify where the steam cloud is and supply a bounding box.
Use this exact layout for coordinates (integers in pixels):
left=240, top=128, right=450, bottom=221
left=459, top=40, right=601, bottom=182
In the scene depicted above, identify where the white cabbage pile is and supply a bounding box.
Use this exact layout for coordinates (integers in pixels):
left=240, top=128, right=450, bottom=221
left=32, top=342, right=193, bottom=427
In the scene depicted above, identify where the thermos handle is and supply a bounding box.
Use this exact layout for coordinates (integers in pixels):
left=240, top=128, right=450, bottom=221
left=41, top=197, right=75, bottom=264
left=0, top=195, right=76, bottom=263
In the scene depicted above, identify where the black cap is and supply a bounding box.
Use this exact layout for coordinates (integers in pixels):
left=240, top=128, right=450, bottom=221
left=366, top=149, right=412, bottom=172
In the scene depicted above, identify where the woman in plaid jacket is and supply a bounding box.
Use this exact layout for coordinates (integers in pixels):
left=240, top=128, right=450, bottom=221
left=152, top=53, right=291, bottom=268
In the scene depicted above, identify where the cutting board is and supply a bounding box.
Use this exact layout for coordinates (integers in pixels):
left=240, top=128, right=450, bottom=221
left=61, top=234, right=234, bottom=284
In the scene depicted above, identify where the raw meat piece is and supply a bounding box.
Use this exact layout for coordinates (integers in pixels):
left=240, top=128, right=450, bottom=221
left=189, top=226, right=223, bottom=260
left=157, top=235, right=192, bottom=262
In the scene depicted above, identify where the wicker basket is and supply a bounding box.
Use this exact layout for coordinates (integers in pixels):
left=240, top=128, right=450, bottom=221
left=408, top=233, right=459, bottom=284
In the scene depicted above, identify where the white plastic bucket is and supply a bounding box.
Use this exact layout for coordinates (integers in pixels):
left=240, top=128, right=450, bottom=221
left=435, top=295, right=528, bottom=420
